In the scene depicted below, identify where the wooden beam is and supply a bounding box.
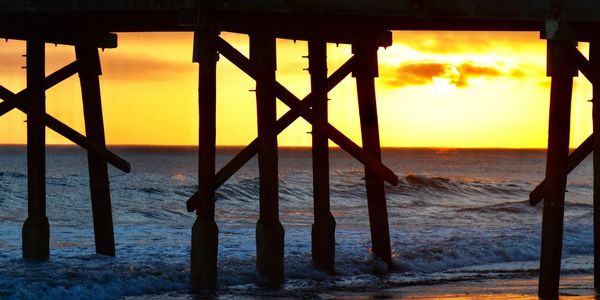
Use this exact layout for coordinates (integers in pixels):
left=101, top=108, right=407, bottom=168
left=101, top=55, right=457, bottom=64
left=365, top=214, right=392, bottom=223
left=212, top=35, right=398, bottom=186
left=274, top=83, right=399, bottom=185
left=186, top=53, right=356, bottom=212
left=529, top=133, right=593, bottom=206
left=354, top=41, right=392, bottom=268
left=22, top=39, right=49, bottom=261
left=573, top=47, right=600, bottom=85
left=190, top=29, right=219, bottom=290
left=309, top=39, right=336, bottom=274
left=0, top=32, right=118, bottom=48
left=75, top=45, right=115, bottom=257
left=0, top=85, right=131, bottom=173
left=251, top=33, right=285, bottom=287
left=591, top=40, right=600, bottom=291
left=0, top=60, right=79, bottom=117
left=538, top=39, right=575, bottom=298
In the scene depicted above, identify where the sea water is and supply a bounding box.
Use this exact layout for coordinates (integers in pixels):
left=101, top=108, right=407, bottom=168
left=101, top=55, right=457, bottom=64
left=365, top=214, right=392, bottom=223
left=0, top=146, right=594, bottom=299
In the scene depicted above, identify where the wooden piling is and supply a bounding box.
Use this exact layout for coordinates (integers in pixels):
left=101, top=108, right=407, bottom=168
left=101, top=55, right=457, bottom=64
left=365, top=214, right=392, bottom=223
left=538, top=39, right=575, bottom=298
left=22, top=39, right=49, bottom=260
left=309, top=40, right=336, bottom=274
left=591, top=40, right=600, bottom=290
left=191, top=29, right=219, bottom=290
left=251, top=33, right=285, bottom=286
left=75, top=45, right=115, bottom=257
left=353, top=42, right=392, bottom=268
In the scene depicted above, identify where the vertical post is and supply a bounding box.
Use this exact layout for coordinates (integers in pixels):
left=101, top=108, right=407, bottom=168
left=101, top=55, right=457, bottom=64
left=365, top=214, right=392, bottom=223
left=22, top=39, right=49, bottom=260
left=538, top=38, right=575, bottom=298
left=353, top=41, right=392, bottom=268
left=591, top=40, right=600, bottom=290
left=190, top=29, right=219, bottom=290
left=251, top=33, right=285, bottom=286
left=309, top=40, right=336, bottom=274
left=75, top=44, right=115, bottom=257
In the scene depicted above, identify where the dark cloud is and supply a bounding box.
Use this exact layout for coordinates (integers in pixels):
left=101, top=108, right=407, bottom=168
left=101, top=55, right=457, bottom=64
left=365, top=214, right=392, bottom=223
left=382, top=61, right=527, bottom=88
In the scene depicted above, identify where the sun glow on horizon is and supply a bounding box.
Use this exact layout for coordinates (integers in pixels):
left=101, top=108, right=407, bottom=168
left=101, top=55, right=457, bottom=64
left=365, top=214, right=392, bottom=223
left=0, top=31, right=593, bottom=149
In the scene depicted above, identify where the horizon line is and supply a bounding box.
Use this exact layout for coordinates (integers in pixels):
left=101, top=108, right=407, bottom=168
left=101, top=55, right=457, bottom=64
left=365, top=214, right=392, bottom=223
left=0, top=143, right=551, bottom=151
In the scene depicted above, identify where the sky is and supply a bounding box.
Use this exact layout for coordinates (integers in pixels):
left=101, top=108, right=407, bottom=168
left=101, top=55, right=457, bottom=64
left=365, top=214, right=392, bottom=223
left=0, top=31, right=594, bottom=148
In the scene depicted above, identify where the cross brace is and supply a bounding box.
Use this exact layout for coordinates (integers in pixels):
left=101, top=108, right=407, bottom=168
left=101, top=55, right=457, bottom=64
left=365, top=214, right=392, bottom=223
left=530, top=133, right=593, bottom=206
left=0, top=61, right=79, bottom=117
left=0, top=74, right=130, bottom=173
left=574, top=47, right=600, bottom=84
left=187, top=33, right=398, bottom=212
left=529, top=47, right=599, bottom=206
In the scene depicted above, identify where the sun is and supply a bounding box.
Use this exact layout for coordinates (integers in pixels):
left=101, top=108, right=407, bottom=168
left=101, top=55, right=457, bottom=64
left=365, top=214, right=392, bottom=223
left=431, top=65, right=460, bottom=94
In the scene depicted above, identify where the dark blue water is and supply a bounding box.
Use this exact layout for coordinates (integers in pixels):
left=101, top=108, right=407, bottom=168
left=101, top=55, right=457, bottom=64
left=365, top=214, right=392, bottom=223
left=0, top=146, right=594, bottom=299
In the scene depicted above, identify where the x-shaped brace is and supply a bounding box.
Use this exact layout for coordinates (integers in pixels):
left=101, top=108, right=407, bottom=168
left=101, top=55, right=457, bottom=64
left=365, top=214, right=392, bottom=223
left=0, top=61, right=130, bottom=173
left=187, top=34, right=398, bottom=211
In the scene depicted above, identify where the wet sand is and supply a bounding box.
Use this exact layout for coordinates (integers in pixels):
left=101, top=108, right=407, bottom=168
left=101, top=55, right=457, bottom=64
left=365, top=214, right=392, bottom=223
left=320, top=275, right=599, bottom=299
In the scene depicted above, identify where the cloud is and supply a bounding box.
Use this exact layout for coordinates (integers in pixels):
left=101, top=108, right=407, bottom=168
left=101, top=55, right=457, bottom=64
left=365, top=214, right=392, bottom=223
left=393, top=31, right=544, bottom=54
left=382, top=61, right=527, bottom=88
left=99, top=53, right=194, bottom=82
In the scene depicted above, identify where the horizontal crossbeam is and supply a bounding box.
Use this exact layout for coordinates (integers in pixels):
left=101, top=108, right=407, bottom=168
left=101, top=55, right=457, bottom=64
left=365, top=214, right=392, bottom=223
left=0, top=31, right=117, bottom=48
left=214, top=35, right=398, bottom=184
left=0, top=60, right=79, bottom=117
left=0, top=85, right=130, bottom=173
left=529, top=133, right=594, bottom=206
left=187, top=52, right=356, bottom=211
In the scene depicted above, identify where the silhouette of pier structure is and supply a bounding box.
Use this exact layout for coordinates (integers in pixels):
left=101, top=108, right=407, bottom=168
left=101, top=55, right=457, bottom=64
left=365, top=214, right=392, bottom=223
left=2, top=0, right=600, bottom=297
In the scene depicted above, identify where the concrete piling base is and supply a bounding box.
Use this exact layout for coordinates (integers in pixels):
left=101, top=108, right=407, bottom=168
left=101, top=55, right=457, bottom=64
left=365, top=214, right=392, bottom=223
left=312, top=212, right=336, bottom=274
left=256, top=219, right=285, bottom=287
left=22, top=216, right=49, bottom=260
left=191, top=217, right=219, bottom=290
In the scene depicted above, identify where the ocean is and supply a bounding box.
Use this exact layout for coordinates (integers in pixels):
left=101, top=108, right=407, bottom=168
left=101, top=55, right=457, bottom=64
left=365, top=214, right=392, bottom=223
left=0, top=146, right=595, bottom=299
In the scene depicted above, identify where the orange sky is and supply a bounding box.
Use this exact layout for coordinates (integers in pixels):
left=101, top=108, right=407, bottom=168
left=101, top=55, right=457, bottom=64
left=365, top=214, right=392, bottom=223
left=0, top=31, right=593, bottom=148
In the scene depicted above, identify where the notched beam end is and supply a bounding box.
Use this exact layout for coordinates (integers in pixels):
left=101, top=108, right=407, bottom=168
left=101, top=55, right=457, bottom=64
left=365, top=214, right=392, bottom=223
left=186, top=192, right=199, bottom=212
left=529, top=187, right=544, bottom=206
left=378, top=31, right=393, bottom=48
left=389, top=173, right=399, bottom=186
left=117, top=159, right=131, bottom=173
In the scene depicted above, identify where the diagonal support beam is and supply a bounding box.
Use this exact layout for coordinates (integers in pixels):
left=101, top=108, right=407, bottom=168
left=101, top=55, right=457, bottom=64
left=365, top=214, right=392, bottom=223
left=573, top=47, right=600, bottom=86
left=0, top=85, right=130, bottom=173
left=0, top=60, right=79, bottom=117
left=529, top=133, right=594, bottom=206
left=274, top=81, right=399, bottom=184
left=214, top=35, right=398, bottom=184
left=529, top=48, right=600, bottom=207
left=187, top=35, right=398, bottom=211
left=186, top=50, right=357, bottom=212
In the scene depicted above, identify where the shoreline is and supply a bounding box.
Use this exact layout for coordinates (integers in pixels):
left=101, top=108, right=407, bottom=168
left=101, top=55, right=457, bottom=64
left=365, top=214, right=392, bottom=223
left=123, top=275, right=599, bottom=299
left=321, top=275, right=598, bottom=299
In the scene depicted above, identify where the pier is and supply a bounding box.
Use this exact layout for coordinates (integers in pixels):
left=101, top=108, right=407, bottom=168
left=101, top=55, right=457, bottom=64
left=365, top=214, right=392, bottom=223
left=1, top=0, right=600, bottom=297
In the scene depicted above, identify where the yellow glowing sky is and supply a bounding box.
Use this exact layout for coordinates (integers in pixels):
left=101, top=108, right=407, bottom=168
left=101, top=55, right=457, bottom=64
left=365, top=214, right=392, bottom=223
left=0, top=31, right=593, bottom=148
